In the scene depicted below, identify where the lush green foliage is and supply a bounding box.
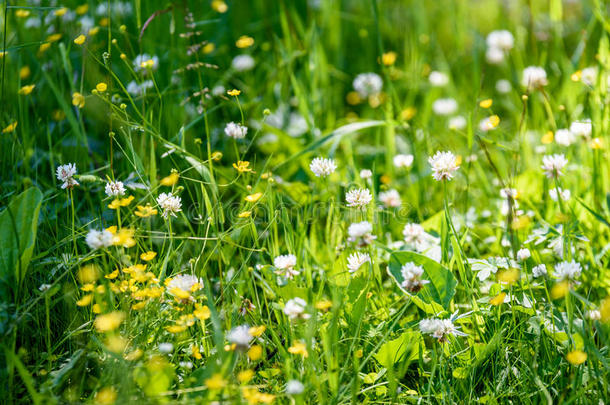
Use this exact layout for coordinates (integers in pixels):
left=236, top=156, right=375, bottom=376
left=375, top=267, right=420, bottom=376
left=2, top=0, right=610, bottom=403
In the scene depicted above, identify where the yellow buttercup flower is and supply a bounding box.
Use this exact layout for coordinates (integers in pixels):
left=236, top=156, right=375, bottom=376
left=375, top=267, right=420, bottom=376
left=211, top=0, right=228, bottom=13
left=236, top=35, right=254, bottom=48
left=249, top=325, right=266, bottom=337
left=194, top=305, right=211, bottom=320
left=205, top=373, right=227, bottom=389
left=94, top=311, right=125, bottom=332
left=160, top=172, right=180, bottom=186
left=245, top=192, right=263, bottom=203
left=78, top=264, right=100, bottom=284
left=400, top=107, right=417, bottom=121
left=227, top=89, right=241, bottom=96
left=551, top=280, right=570, bottom=299
left=490, top=292, right=506, bottom=306
left=47, top=33, right=62, bottom=42
left=15, top=9, right=31, bottom=18
left=135, top=204, right=158, bottom=218
left=76, top=4, right=89, bottom=15
left=479, top=99, right=493, bottom=108
left=202, top=43, right=215, bottom=54
left=96, top=82, right=108, bottom=92
left=238, top=211, right=251, bottom=218
left=591, top=138, right=603, bottom=149
left=497, top=268, right=519, bottom=284
left=18, top=84, right=35, bottom=96
left=54, top=7, right=68, bottom=17
left=74, top=34, right=86, bottom=45
left=89, top=27, right=100, bottom=36
left=76, top=294, right=93, bottom=306
left=247, top=345, right=263, bottom=361
left=2, top=121, right=17, bottom=134
left=237, top=369, right=254, bottom=383
left=112, top=228, right=136, bottom=248
left=140, top=251, right=157, bottom=261
left=315, top=299, right=332, bottom=311
left=287, top=341, right=308, bottom=357
left=105, top=269, right=120, bottom=280
left=233, top=161, right=254, bottom=173
left=381, top=51, right=397, bottom=66
left=72, top=92, right=85, bottom=108
left=19, top=66, right=31, bottom=79
left=566, top=350, right=587, bottom=365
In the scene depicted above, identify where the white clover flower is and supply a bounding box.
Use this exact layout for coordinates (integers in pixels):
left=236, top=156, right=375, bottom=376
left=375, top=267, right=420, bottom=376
left=428, top=151, right=460, bottom=181
left=432, top=98, right=458, bottom=116
left=419, top=313, right=467, bottom=341
left=353, top=72, right=383, bottom=98
left=586, top=310, right=601, bottom=320
left=273, top=254, right=300, bottom=279
left=554, top=260, right=582, bottom=280
left=532, top=264, right=547, bottom=278
left=224, top=122, right=248, bottom=139
left=554, top=129, right=575, bottom=146
left=569, top=120, right=592, bottom=138
left=517, top=248, right=531, bottom=261
left=403, top=223, right=426, bottom=246
left=309, top=157, right=337, bottom=177
left=496, top=79, right=512, bottom=94
left=56, top=163, right=79, bottom=189
left=157, top=192, right=182, bottom=218
left=105, top=180, right=125, bottom=198
left=429, top=71, right=449, bottom=87
left=549, top=187, right=571, bottom=202
left=212, top=85, right=226, bottom=96
left=227, top=324, right=253, bottom=349
left=449, top=115, right=467, bottom=130
left=581, top=66, right=597, bottom=86
left=378, top=189, right=401, bottom=208
left=232, top=54, right=255, bottom=72
left=283, top=298, right=310, bottom=320
left=360, top=169, right=373, bottom=179
left=286, top=380, right=305, bottom=395
left=522, top=66, right=548, bottom=89
left=158, top=343, right=174, bottom=353
left=469, top=256, right=516, bottom=281
left=168, top=274, right=203, bottom=294
left=85, top=229, right=114, bottom=250
left=39, top=284, right=52, bottom=292
left=346, top=252, right=370, bottom=273
left=486, top=46, right=505, bottom=64
left=400, top=262, right=429, bottom=293
left=486, top=30, right=514, bottom=51
left=541, top=154, right=568, bottom=178
left=25, top=17, right=41, bottom=29
left=347, top=221, right=376, bottom=246
left=345, top=188, right=373, bottom=208
left=393, top=154, right=414, bottom=169
left=133, top=54, right=159, bottom=73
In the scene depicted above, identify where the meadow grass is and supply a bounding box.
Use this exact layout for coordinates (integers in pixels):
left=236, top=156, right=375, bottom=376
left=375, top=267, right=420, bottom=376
left=2, top=0, right=610, bottom=403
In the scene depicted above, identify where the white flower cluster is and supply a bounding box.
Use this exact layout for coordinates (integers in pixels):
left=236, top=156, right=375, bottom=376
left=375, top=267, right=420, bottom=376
left=227, top=324, right=253, bottom=349
left=157, top=192, right=182, bottom=218
left=224, top=122, right=248, bottom=139
left=428, top=151, right=460, bottom=181
left=485, top=30, right=514, bottom=64
left=167, top=274, right=203, bottom=294
left=522, top=66, right=548, bottom=89
left=309, top=157, right=337, bottom=177
left=541, top=154, right=568, bottom=179
left=274, top=254, right=300, bottom=279
left=353, top=73, right=383, bottom=98
left=105, top=180, right=125, bottom=198
left=400, top=262, right=429, bottom=293
left=284, top=297, right=310, bottom=320
left=56, top=163, right=79, bottom=189
left=345, top=188, right=373, bottom=208
left=347, top=221, right=376, bottom=246
left=347, top=252, right=370, bottom=273
left=85, top=229, right=113, bottom=250
left=554, top=260, right=582, bottom=280
left=232, top=54, right=255, bottom=72
left=420, top=315, right=466, bottom=341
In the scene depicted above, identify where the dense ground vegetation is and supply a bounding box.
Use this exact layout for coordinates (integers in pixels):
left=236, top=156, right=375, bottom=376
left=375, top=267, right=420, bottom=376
left=2, top=0, right=610, bottom=403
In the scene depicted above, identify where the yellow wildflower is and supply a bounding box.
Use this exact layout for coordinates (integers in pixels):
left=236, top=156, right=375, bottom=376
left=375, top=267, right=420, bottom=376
left=205, top=373, right=227, bottom=389
left=566, top=350, right=587, bottom=365
left=238, top=211, right=251, bottom=218
left=72, top=92, right=85, bottom=108
left=236, top=35, right=254, bottom=48
left=227, top=89, right=241, bottom=96
left=233, top=161, right=255, bottom=173
left=18, top=84, right=35, bottom=95
left=2, top=122, right=18, bottom=134
left=245, top=192, right=263, bottom=203
left=20, top=66, right=31, bottom=79
left=315, top=299, right=332, bottom=311
left=479, top=99, right=493, bottom=108
left=551, top=281, right=570, bottom=299
left=490, top=292, right=506, bottom=306
left=160, top=172, right=180, bottom=186
left=238, top=369, right=254, bottom=383
left=135, top=204, right=158, bottom=218
left=76, top=4, right=89, bottom=15
left=381, top=51, right=397, bottom=66
left=15, top=9, right=31, bottom=18
left=74, top=34, right=86, bottom=45
left=76, top=294, right=93, bottom=306
left=140, top=251, right=157, bottom=261
left=96, top=82, right=108, bottom=92
left=247, top=345, right=263, bottom=361
left=288, top=341, right=308, bottom=357
left=94, top=311, right=125, bottom=332
left=194, top=305, right=211, bottom=320
left=211, top=0, right=228, bottom=13
left=249, top=325, right=266, bottom=337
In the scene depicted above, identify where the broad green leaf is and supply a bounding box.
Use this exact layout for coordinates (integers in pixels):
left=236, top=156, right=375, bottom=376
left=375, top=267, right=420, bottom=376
left=0, top=187, right=43, bottom=300
left=374, top=331, right=421, bottom=369
left=388, top=251, right=457, bottom=312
